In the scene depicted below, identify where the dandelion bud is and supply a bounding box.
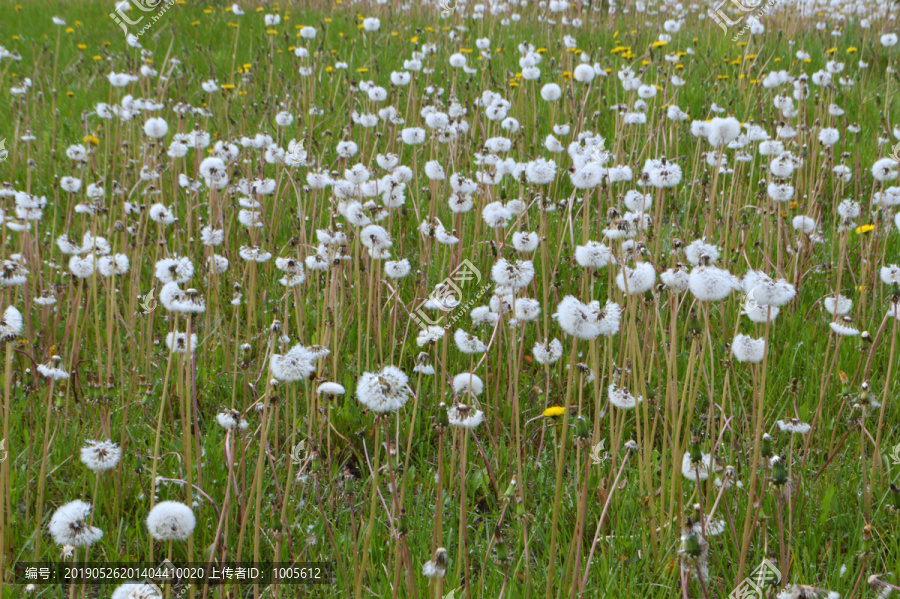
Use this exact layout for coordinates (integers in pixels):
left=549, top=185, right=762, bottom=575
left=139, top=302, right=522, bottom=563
left=397, top=509, right=409, bottom=537
left=838, top=371, right=850, bottom=396
left=861, top=524, right=874, bottom=555
left=623, top=439, right=639, bottom=453
left=496, top=538, right=509, bottom=562
left=689, top=436, right=703, bottom=463
left=860, top=381, right=871, bottom=403
left=270, top=320, right=283, bottom=335
left=436, top=402, right=449, bottom=428
left=770, top=455, right=788, bottom=486
left=889, top=484, right=900, bottom=511
left=760, top=433, right=773, bottom=459
left=680, top=521, right=701, bottom=557
left=861, top=331, right=872, bottom=344
left=574, top=417, right=591, bottom=440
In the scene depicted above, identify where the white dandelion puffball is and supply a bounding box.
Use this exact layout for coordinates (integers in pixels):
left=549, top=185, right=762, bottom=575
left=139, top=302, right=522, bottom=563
left=146, top=501, right=196, bottom=541
left=448, top=404, right=485, bottom=430
left=49, top=500, right=103, bottom=547
left=880, top=264, right=900, bottom=285
left=452, top=372, right=484, bottom=397
left=0, top=306, right=23, bottom=341
left=143, top=117, right=168, bottom=139
left=615, top=262, right=656, bottom=295
left=573, top=64, right=595, bottom=83
left=681, top=452, right=712, bottom=482
left=608, top=384, right=643, bottom=410
left=533, top=339, right=563, bottom=365
left=80, top=440, right=121, bottom=473
left=732, top=334, right=766, bottom=363
left=356, top=366, right=410, bottom=413
left=270, top=344, right=316, bottom=383
left=707, top=116, right=741, bottom=147
left=540, top=83, right=562, bottom=101
left=689, top=265, right=738, bottom=302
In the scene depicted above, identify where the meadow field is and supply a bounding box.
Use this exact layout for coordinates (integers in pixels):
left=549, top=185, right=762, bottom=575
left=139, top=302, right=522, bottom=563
left=0, top=0, right=899, bottom=597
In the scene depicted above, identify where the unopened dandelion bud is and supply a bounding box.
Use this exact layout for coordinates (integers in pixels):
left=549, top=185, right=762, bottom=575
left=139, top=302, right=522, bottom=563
left=862, top=524, right=874, bottom=554
left=860, top=382, right=871, bottom=403
left=760, top=433, right=773, bottom=458
left=680, top=521, right=701, bottom=557
left=574, top=417, right=591, bottom=440
left=436, top=402, right=449, bottom=428
left=889, top=484, right=900, bottom=511
left=770, top=455, right=788, bottom=486
left=496, top=538, right=509, bottom=562
left=398, top=509, right=409, bottom=536
left=623, top=439, right=639, bottom=453
left=689, top=436, right=703, bottom=463
left=838, top=371, right=851, bottom=396
left=270, top=320, right=283, bottom=335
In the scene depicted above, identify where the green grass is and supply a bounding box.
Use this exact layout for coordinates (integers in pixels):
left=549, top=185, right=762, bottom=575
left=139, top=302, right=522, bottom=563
left=0, top=1, right=899, bottom=598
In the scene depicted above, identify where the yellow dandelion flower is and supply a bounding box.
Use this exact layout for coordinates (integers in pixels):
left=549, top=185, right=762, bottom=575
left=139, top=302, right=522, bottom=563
left=543, top=406, right=566, bottom=417
left=83, top=135, right=99, bottom=145
left=856, top=224, right=875, bottom=234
